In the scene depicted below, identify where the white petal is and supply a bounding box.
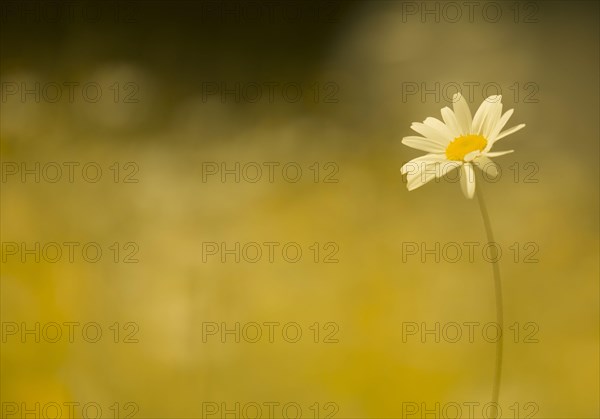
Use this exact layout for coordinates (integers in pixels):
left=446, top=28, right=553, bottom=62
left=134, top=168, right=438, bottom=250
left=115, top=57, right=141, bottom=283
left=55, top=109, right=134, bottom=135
left=401, top=153, right=445, bottom=175
left=452, top=93, right=472, bottom=135
left=487, top=109, right=514, bottom=146
left=464, top=150, right=482, bottom=162
left=440, top=107, right=462, bottom=138
left=406, top=165, right=438, bottom=191
left=411, top=122, right=452, bottom=145
left=484, top=95, right=503, bottom=104
left=406, top=159, right=459, bottom=191
left=402, top=136, right=446, bottom=153
left=472, top=99, right=491, bottom=135
left=473, top=156, right=498, bottom=178
left=460, top=163, right=476, bottom=199
left=494, top=123, right=526, bottom=142
left=472, top=95, right=501, bottom=135
left=440, top=161, right=462, bottom=177
left=482, top=99, right=503, bottom=139
left=423, top=117, right=455, bottom=142
left=485, top=150, right=514, bottom=157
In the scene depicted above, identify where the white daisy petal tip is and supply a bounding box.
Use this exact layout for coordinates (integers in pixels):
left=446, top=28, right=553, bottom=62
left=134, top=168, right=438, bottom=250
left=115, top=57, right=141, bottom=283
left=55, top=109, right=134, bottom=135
left=401, top=135, right=422, bottom=145
left=460, top=163, right=476, bottom=199
left=474, top=156, right=499, bottom=179
left=485, top=150, right=514, bottom=158
left=407, top=183, right=422, bottom=192
left=466, top=186, right=475, bottom=199
left=494, top=124, right=526, bottom=142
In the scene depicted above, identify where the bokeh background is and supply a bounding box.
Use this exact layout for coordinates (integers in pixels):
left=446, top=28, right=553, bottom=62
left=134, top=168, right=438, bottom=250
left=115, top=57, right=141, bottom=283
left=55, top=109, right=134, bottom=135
left=1, top=1, right=598, bottom=418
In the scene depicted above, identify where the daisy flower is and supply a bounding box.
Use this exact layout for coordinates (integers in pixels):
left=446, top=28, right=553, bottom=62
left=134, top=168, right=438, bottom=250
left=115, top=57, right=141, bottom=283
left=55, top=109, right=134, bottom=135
left=401, top=93, right=525, bottom=198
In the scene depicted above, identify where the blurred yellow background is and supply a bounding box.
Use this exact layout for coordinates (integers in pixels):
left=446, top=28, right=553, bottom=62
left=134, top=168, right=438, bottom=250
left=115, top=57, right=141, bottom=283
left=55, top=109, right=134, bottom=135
left=1, top=1, right=598, bottom=418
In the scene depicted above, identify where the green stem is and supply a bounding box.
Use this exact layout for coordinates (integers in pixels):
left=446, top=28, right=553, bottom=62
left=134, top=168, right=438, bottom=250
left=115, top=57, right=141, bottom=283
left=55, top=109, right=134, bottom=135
left=475, top=181, right=504, bottom=418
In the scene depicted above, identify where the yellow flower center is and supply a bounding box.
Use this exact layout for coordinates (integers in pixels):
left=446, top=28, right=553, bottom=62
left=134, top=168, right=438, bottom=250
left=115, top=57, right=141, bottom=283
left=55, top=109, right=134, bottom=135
left=445, top=134, right=487, bottom=161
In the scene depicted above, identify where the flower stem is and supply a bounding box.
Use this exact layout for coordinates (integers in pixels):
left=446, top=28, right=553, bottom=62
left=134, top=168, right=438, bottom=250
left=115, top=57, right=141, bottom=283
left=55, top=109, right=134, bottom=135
left=475, top=181, right=504, bottom=418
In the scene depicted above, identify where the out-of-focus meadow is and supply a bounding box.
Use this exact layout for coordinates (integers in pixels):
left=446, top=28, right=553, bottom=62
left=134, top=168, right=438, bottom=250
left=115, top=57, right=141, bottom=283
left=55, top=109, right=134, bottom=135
left=1, top=1, right=598, bottom=418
